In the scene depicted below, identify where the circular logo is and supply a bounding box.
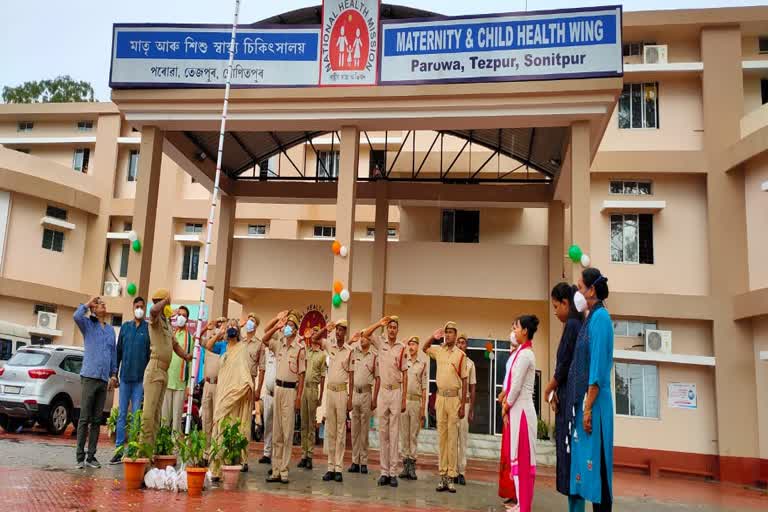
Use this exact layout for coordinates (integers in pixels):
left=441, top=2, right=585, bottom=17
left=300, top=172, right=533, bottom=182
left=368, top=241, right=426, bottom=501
left=328, top=9, right=369, bottom=71
left=299, top=309, right=327, bottom=340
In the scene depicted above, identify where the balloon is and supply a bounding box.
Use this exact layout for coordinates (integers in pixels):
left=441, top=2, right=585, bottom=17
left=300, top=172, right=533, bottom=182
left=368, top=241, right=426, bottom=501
left=332, top=294, right=342, bottom=308
left=339, top=245, right=348, bottom=258
left=340, top=289, right=350, bottom=302
left=128, top=230, right=138, bottom=243
left=568, top=244, right=582, bottom=263
left=580, top=253, right=591, bottom=268
left=332, top=240, right=341, bottom=255
left=333, top=280, right=343, bottom=294
left=489, top=352, right=495, bottom=361
left=132, top=239, right=142, bottom=252
left=126, top=282, right=137, bottom=296
left=484, top=351, right=490, bottom=360
left=485, top=341, right=493, bottom=352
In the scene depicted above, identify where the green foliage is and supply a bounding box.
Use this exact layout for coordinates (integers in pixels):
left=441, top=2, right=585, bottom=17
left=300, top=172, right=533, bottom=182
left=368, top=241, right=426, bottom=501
left=2, top=75, right=95, bottom=103
left=106, top=407, right=119, bottom=436
left=174, top=425, right=216, bottom=468
left=537, top=418, right=551, bottom=440
left=217, top=418, right=249, bottom=466
left=116, top=409, right=153, bottom=460
left=154, top=422, right=175, bottom=456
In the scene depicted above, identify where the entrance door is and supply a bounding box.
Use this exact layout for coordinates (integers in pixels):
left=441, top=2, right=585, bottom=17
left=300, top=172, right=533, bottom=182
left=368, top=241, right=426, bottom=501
left=466, top=345, right=491, bottom=434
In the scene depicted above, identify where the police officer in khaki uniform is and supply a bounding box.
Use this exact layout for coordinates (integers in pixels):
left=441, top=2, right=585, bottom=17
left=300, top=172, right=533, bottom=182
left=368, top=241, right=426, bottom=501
left=262, top=310, right=306, bottom=484
left=298, top=326, right=326, bottom=470
left=201, top=317, right=226, bottom=441
left=422, top=321, right=468, bottom=494
left=347, top=332, right=376, bottom=474
left=139, top=289, right=192, bottom=450
left=456, top=333, right=476, bottom=486
left=362, top=315, right=407, bottom=487
left=313, top=320, right=353, bottom=482
left=399, top=336, right=427, bottom=481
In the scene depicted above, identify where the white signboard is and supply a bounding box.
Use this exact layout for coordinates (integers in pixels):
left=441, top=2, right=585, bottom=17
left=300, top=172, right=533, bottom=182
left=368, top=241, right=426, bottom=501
left=320, top=0, right=380, bottom=86
left=668, top=383, right=697, bottom=409
left=379, top=6, right=623, bottom=85
left=110, top=25, right=321, bottom=88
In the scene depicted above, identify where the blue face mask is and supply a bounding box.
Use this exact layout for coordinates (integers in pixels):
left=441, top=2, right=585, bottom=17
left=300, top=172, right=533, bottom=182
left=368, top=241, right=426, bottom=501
left=283, top=325, right=294, bottom=337
left=226, top=327, right=238, bottom=339
left=245, top=319, right=256, bottom=333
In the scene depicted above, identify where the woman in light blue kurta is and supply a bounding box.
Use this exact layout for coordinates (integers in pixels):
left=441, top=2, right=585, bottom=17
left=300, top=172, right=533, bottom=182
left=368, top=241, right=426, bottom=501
left=568, top=268, right=614, bottom=512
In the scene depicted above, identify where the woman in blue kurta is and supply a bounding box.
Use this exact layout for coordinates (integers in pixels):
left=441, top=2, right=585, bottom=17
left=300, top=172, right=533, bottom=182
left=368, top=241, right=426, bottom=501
left=568, top=268, right=614, bottom=512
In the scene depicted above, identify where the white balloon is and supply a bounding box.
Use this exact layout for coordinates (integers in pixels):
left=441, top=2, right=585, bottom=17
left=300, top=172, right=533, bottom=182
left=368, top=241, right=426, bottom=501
left=340, top=289, right=350, bottom=302
left=580, top=254, right=591, bottom=267
left=339, top=245, right=349, bottom=257
left=128, top=230, right=138, bottom=242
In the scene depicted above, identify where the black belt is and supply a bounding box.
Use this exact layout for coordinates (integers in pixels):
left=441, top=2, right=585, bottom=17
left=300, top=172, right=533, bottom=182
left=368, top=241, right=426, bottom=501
left=275, top=379, right=297, bottom=389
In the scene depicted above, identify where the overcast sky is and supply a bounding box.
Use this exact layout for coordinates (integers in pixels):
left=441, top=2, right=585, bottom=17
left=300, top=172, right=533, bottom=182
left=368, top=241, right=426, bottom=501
left=1, top=0, right=765, bottom=100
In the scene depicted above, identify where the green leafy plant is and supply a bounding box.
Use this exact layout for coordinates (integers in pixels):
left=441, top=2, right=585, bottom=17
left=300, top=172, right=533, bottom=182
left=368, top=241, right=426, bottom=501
left=174, top=426, right=216, bottom=468
left=537, top=418, right=551, bottom=441
left=116, top=409, right=154, bottom=460
left=106, top=407, right=119, bottom=437
left=2, top=75, right=95, bottom=103
left=218, top=418, right=249, bottom=466
left=155, top=422, right=175, bottom=456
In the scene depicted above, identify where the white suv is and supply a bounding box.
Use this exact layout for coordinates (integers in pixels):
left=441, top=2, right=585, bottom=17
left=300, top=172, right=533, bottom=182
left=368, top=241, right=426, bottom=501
left=0, top=345, right=113, bottom=435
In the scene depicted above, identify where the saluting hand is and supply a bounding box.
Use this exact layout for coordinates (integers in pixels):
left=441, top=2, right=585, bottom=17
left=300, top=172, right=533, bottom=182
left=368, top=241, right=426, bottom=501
left=432, top=328, right=444, bottom=341
left=379, top=316, right=390, bottom=327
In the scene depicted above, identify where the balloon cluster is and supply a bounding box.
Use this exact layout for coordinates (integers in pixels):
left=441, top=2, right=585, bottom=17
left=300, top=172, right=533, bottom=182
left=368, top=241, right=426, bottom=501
left=128, top=231, right=141, bottom=252
left=568, top=244, right=591, bottom=268
left=331, top=240, right=350, bottom=308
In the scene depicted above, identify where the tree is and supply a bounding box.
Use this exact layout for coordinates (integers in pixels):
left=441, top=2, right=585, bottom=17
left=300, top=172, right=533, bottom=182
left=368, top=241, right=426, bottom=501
left=2, top=75, right=95, bottom=103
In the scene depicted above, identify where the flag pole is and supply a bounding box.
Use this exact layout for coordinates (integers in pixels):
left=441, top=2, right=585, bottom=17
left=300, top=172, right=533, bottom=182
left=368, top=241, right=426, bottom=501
left=184, top=0, right=242, bottom=435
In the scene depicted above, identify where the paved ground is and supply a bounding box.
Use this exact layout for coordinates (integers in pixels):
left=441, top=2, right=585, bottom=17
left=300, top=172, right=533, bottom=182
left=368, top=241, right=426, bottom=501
left=0, top=428, right=766, bottom=511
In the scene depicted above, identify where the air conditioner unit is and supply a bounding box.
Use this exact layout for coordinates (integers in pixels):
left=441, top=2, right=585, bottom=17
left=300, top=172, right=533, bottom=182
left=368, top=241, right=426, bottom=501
left=103, top=281, right=121, bottom=297
left=643, top=44, right=668, bottom=65
left=37, top=311, right=58, bottom=331
left=645, top=329, right=672, bottom=355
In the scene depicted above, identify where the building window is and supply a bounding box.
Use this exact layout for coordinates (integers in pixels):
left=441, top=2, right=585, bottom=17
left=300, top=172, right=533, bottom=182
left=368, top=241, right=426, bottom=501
left=123, top=221, right=132, bottom=231
left=248, top=224, right=266, bottom=236
left=42, top=229, right=64, bottom=252
left=313, top=225, right=336, bottom=238
left=181, top=245, right=200, bottom=280
left=127, top=150, right=139, bottom=182
left=16, top=148, right=30, bottom=154
left=111, top=314, right=123, bottom=327
left=119, top=243, right=130, bottom=278
left=609, top=180, right=652, bottom=195
left=761, top=79, right=768, bottom=105
left=618, top=83, right=658, bottom=129
left=369, top=149, right=386, bottom=179
left=258, top=156, right=279, bottom=178
left=76, top=120, right=94, bottom=131
left=442, top=209, right=480, bottom=243
left=366, top=227, right=397, bottom=239
left=615, top=362, right=659, bottom=418
left=613, top=319, right=657, bottom=339
left=185, top=223, right=203, bottom=234
left=759, top=37, right=768, bottom=54
left=610, top=214, right=654, bottom=264
left=45, top=205, right=67, bottom=221
left=72, top=148, right=90, bottom=172
left=34, top=304, right=57, bottom=315
left=622, top=41, right=656, bottom=57
left=17, top=121, right=33, bottom=132
left=316, top=151, right=340, bottom=178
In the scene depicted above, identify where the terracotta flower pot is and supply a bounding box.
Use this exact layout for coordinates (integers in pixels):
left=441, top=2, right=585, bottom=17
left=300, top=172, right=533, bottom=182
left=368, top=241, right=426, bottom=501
left=186, top=467, right=207, bottom=497
left=153, top=454, right=177, bottom=469
left=221, top=465, right=242, bottom=490
left=122, top=458, right=149, bottom=490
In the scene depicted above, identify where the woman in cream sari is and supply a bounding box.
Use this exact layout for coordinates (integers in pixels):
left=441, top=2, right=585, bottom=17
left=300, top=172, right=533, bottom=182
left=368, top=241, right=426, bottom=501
left=211, top=319, right=254, bottom=479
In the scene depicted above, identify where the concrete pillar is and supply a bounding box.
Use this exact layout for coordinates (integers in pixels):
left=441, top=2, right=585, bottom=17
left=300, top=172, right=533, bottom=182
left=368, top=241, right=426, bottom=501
left=370, top=181, right=389, bottom=323
left=210, top=194, right=236, bottom=319
left=332, top=126, right=359, bottom=322
left=546, top=200, right=566, bottom=426
left=569, top=121, right=591, bottom=282
left=125, top=126, right=163, bottom=314
left=701, top=27, right=759, bottom=484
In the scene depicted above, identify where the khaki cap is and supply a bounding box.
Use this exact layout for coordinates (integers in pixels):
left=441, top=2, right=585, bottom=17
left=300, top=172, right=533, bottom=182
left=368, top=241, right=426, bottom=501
left=151, top=288, right=170, bottom=301
left=286, top=312, right=301, bottom=327
left=457, top=333, right=468, bottom=341
left=444, top=321, right=458, bottom=333
left=388, top=315, right=400, bottom=324
left=407, top=336, right=420, bottom=344
left=336, top=319, right=349, bottom=328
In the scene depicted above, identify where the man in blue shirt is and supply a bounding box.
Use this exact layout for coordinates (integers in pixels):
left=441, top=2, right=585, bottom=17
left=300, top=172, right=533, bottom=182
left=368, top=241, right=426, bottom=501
left=73, top=296, right=117, bottom=469
left=109, top=296, right=150, bottom=465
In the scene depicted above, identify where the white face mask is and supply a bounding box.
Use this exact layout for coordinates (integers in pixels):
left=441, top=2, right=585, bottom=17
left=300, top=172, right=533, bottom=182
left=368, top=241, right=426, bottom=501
left=175, top=315, right=187, bottom=328
left=246, top=319, right=256, bottom=333
left=134, top=308, right=145, bottom=320
left=574, top=291, right=588, bottom=313
left=509, top=330, right=519, bottom=347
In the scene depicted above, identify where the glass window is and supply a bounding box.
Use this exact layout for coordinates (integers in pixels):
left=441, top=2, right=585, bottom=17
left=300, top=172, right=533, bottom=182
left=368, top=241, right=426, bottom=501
left=17, top=121, right=33, bottom=132
left=0, top=339, right=12, bottom=361
left=369, top=149, right=386, bottom=179
left=618, top=82, right=659, bottom=129
left=42, top=229, right=64, bottom=252
left=111, top=315, right=123, bottom=327
left=34, top=304, right=56, bottom=315
left=623, top=181, right=638, bottom=195
left=316, top=151, right=340, bottom=178
left=76, top=121, right=93, bottom=131
left=627, top=321, right=646, bottom=338
left=611, top=181, right=653, bottom=195
left=366, top=227, right=375, bottom=238
left=45, top=206, right=67, bottom=221
left=59, top=356, right=83, bottom=374
left=759, top=36, right=768, bottom=54
left=612, top=319, right=628, bottom=337
left=258, top=156, right=279, bottom=178
left=638, top=182, right=652, bottom=195
left=119, top=243, right=130, bottom=278
left=127, top=150, right=139, bottom=182
left=181, top=245, right=200, bottom=280
left=313, top=225, right=335, bottom=238
left=185, top=223, right=203, bottom=234
left=609, top=181, right=623, bottom=194
left=123, top=222, right=132, bottom=232
left=7, top=350, right=50, bottom=367
left=615, top=362, right=659, bottom=418
left=610, top=214, right=654, bottom=264
left=387, top=228, right=397, bottom=239
left=441, top=209, right=479, bottom=243
left=247, top=224, right=266, bottom=236
left=72, top=148, right=90, bottom=172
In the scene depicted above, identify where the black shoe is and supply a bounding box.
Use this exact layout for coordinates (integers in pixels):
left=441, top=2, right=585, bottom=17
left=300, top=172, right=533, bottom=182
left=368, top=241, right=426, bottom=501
left=408, top=460, right=417, bottom=481
left=334, top=472, right=343, bottom=482
left=457, top=474, right=466, bottom=485
left=348, top=463, right=360, bottom=473
left=258, top=456, right=271, bottom=464
left=280, top=475, right=289, bottom=484
left=241, top=463, right=249, bottom=473
left=377, top=475, right=390, bottom=486
left=436, top=477, right=448, bottom=492
left=389, top=476, right=398, bottom=487
left=305, top=459, right=313, bottom=470
left=266, top=474, right=281, bottom=483
left=297, top=458, right=307, bottom=468
left=109, top=453, right=122, bottom=465
left=398, top=459, right=409, bottom=479
left=322, top=471, right=334, bottom=481
left=85, top=458, right=101, bottom=469
left=360, top=465, right=368, bottom=474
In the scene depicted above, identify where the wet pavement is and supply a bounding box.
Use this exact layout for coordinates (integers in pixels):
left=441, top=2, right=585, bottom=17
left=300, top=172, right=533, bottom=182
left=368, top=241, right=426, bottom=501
left=0, top=429, right=766, bottom=511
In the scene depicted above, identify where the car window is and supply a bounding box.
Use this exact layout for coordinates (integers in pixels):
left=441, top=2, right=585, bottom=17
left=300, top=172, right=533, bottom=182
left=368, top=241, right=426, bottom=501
left=0, top=339, right=12, bottom=361
left=7, top=350, right=51, bottom=367
left=59, top=356, right=83, bottom=374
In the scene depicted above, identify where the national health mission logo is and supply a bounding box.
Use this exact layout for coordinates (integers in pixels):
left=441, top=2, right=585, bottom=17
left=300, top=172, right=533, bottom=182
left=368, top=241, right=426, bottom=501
left=320, top=0, right=380, bottom=85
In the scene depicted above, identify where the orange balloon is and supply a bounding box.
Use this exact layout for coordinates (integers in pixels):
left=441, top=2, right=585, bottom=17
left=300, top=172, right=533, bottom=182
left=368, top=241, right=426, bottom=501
left=333, top=280, right=343, bottom=294
left=485, top=342, right=493, bottom=352
left=332, top=240, right=341, bottom=254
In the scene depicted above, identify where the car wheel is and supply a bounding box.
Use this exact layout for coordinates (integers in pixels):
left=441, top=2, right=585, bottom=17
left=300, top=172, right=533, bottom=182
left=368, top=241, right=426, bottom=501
left=0, top=414, right=23, bottom=433
left=45, top=399, right=71, bottom=435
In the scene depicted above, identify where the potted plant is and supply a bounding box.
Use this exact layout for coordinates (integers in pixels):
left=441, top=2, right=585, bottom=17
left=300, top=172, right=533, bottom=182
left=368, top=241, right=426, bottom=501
left=106, top=407, right=119, bottom=439
left=537, top=418, right=551, bottom=441
left=117, top=410, right=153, bottom=490
left=153, top=422, right=177, bottom=469
left=175, top=426, right=215, bottom=497
left=218, top=418, right=249, bottom=490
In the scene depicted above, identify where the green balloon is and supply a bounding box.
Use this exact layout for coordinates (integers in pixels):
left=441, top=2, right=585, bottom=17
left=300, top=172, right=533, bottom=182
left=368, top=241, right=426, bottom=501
left=332, top=294, right=342, bottom=308
left=132, top=239, right=142, bottom=252
left=484, top=351, right=491, bottom=360
left=568, top=244, right=582, bottom=263
left=126, top=282, right=137, bottom=296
